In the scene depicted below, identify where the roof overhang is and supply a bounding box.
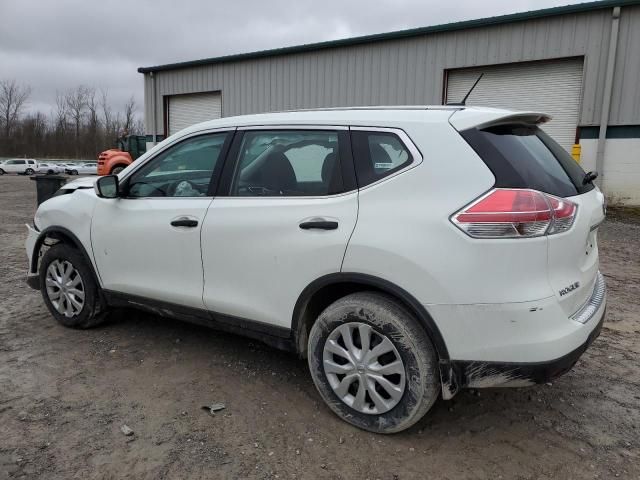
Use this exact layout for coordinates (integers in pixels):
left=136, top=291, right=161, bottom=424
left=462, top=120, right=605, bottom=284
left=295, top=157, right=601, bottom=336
left=138, top=0, right=640, bottom=74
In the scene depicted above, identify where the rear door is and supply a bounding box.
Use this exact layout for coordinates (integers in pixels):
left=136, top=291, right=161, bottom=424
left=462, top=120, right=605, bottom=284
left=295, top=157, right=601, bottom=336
left=200, top=127, right=358, bottom=329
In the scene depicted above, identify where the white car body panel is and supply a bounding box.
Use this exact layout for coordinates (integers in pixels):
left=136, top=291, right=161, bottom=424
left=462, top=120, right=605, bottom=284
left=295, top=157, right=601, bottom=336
left=201, top=193, right=358, bottom=328
left=91, top=197, right=213, bottom=308
left=32, top=188, right=101, bottom=279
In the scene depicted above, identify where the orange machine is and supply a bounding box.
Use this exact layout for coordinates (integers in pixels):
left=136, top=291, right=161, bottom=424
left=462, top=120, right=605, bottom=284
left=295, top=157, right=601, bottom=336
left=97, top=135, right=147, bottom=175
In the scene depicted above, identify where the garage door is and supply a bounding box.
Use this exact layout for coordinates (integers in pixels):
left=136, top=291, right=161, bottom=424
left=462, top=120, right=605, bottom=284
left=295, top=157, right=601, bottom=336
left=446, top=59, right=584, bottom=151
left=168, top=92, right=222, bottom=135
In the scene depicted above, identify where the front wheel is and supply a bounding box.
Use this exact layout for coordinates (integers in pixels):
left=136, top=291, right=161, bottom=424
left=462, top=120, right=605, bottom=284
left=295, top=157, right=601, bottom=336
left=39, top=244, right=109, bottom=329
left=71, top=170, right=78, bottom=175
left=110, top=165, right=126, bottom=175
left=307, top=292, right=440, bottom=434
left=25, top=168, right=34, bottom=175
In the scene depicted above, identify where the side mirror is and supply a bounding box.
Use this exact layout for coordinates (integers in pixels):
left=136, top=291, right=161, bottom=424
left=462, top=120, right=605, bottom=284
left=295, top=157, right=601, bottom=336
left=95, top=175, right=120, bottom=198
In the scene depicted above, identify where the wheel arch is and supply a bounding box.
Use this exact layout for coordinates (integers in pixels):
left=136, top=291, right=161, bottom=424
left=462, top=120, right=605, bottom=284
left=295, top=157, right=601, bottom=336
left=292, top=273, right=449, bottom=361
left=31, top=226, right=101, bottom=287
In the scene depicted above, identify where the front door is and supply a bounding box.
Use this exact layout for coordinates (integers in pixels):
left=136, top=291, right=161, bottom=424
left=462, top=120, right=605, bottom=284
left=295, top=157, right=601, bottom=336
left=91, top=131, right=232, bottom=309
left=201, top=128, right=358, bottom=328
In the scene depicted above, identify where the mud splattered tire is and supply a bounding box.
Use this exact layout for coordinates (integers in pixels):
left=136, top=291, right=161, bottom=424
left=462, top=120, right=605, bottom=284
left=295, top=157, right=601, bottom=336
left=39, top=244, right=108, bottom=329
left=308, top=292, right=440, bottom=433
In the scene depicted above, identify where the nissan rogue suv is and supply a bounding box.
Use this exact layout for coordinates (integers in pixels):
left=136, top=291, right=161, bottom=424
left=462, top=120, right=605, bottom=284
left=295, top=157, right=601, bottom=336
left=25, top=107, right=606, bottom=433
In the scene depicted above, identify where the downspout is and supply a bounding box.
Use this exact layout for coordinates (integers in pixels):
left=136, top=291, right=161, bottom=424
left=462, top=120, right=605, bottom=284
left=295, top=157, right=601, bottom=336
left=595, top=6, right=621, bottom=190
left=151, top=71, right=157, bottom=145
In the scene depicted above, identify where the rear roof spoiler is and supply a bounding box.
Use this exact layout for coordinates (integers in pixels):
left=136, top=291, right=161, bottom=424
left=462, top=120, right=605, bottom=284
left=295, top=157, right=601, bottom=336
left=448, top=108, right=552, bottom=132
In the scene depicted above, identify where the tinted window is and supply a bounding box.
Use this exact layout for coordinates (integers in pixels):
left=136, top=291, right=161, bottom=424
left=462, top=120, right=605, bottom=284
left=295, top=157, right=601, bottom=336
left=126, top=133, right=228, bottom=198
left=231, top=130, right=343, bottom=196
left=351, top=131, right=413, bottom=187
left=461, top=124, right=594, bottom=197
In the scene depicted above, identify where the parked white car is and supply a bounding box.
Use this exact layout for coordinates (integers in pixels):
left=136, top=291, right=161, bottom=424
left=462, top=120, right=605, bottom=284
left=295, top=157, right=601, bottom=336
left=65, top=163, right=97, bottom=175
left=36, top=163, right=65, bottom=175
left=25, top=107, right=606, bottom=433
left=0, top=158, right=38, bottom=175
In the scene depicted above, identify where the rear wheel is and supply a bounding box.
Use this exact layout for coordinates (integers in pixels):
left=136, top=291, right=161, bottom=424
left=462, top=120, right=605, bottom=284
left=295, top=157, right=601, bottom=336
left=39, top=244, right=109, bottom=329
left=307, top=292, right=440, bottom=433
left=71, top=170, right=78, bottom=175
left=25, top=168, right=34, bottom=175
left=110, top=165, right=126, bottom=175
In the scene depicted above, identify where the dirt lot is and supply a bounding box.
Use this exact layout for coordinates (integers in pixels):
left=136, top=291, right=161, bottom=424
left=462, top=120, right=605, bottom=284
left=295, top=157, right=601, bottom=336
left=1, top=175, right=638, bottom=479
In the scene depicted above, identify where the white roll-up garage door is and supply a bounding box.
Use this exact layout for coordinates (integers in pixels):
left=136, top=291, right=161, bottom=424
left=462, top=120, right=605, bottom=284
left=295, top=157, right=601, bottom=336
left=446, top=58, right=584, bottom=151
left=168, top=92, right=222, bottom=135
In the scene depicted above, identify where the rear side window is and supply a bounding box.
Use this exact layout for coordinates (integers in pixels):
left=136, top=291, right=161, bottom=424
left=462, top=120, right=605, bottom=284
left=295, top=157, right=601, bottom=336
left=351, top=131, right=413, bottom=187
left=461, top=124, right=594, bottom=197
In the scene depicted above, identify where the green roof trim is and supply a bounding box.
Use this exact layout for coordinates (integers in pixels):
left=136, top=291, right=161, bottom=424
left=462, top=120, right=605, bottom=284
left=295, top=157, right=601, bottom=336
left=138, top=0, right=640, bottom=74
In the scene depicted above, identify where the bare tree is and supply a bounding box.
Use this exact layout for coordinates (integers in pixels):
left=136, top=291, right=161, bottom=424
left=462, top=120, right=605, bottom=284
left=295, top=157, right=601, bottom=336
left=0, top=83, right=143, bottom=159
left=54, top=91, right=68, bottom=131
left=86, top=87, right=100, bottom=154
left=66, top=85, right=89, bottom=157
left=123, top=95, right=136, bottom=132
left=0, top=79, right=31, bottom=140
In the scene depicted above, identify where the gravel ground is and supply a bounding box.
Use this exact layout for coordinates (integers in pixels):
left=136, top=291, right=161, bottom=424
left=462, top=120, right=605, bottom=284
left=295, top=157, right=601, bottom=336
left=1, top=175, right=639, bottom=479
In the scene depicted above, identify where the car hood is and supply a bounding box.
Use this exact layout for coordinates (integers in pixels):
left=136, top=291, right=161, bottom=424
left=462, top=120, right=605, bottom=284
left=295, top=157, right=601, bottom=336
left=61, top=177, right=98, bottom=191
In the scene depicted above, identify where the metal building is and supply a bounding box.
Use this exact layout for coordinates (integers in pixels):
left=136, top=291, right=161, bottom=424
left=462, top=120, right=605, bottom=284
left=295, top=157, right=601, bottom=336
left=138, top=0, right=640, bottom=204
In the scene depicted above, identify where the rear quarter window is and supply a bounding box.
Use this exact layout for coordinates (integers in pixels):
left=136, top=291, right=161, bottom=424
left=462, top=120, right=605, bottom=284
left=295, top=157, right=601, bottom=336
left=351, top=131, right=413, bottom=187
left=461, top=124, right=594, bottom=197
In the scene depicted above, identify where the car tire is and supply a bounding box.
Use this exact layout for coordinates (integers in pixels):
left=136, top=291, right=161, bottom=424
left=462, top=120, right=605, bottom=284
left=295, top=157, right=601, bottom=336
left=39, top=243, right=109, bottom=329
left=0, top=168, right=4, bottom=175
left=71, top=170, right=78, bottom=175
left=307, top=292, right=440, bottom=434
left=110, top=165, right=126, bottom=175
left=25, top=168, right=34, bottom=175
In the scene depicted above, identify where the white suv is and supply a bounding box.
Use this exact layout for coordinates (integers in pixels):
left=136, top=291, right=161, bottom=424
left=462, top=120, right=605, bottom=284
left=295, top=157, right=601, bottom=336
left=1, top=158, right=38, bottom=175
left=25, top=107, right=606, bottom=433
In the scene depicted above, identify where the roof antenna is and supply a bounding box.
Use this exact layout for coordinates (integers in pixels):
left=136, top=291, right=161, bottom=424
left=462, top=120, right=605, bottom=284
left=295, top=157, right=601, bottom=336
left=448, top=73, right=484, bottom=106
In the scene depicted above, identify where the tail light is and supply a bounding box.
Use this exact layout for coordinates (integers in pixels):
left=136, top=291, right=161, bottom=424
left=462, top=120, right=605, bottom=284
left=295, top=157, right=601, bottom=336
left=452, top=188, right=577, bottom=238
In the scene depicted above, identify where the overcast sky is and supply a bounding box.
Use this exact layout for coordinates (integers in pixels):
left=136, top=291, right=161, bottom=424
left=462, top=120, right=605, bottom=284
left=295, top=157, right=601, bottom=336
left=1, top=0, right=587, bottom=118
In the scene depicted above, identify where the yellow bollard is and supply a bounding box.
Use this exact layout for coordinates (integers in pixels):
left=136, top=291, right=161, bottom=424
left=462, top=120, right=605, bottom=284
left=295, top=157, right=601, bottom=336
left=572, top=144, right=582, bottom=163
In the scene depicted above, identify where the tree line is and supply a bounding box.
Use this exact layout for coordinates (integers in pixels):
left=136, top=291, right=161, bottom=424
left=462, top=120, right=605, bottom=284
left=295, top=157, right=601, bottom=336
left=0, top=79, right=143, bottom=160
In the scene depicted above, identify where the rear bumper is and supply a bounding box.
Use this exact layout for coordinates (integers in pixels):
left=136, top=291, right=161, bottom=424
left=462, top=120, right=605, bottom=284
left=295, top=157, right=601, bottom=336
left=441, top=308, right=604, bottom=396
left=434, top=272, right=606, bottom=398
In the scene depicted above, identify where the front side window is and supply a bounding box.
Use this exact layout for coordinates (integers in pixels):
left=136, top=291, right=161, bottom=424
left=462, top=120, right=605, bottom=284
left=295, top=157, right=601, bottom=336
left=231, top=130, right=343, bottom=196
left=351, top=131, right=413, bottom=187
left=126, top=133, right=229, bottom=198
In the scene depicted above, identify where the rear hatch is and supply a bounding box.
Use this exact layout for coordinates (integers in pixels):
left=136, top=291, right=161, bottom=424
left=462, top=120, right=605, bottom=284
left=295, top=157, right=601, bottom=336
left=451, top=109, right=605, bottom=317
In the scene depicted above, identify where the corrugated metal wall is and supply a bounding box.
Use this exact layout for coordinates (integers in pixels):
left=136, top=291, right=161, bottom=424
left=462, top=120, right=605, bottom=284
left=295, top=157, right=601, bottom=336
left=143, top=5, right=640, bottom=136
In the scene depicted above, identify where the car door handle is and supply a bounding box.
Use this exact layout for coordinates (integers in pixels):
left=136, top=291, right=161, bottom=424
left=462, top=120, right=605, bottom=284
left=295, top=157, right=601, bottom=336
left=299, top=221, right=338, bottom=230
left=171, top=219, right=198, bottom=228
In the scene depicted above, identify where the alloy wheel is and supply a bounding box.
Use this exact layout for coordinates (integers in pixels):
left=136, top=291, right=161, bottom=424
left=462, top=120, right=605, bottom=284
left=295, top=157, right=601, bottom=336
left=45, top=259, right=85, bottom=318
left=322, top=322, right=406, bottom=414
